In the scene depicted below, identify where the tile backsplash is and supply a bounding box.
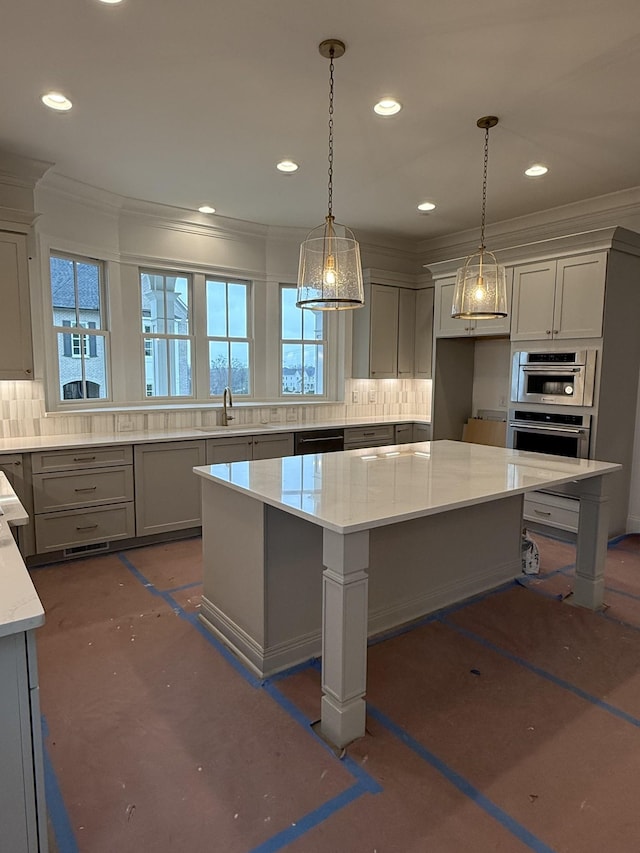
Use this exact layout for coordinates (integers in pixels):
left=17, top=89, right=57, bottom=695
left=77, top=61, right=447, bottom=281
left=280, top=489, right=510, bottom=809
left=0, top=379, right=432, bottom=438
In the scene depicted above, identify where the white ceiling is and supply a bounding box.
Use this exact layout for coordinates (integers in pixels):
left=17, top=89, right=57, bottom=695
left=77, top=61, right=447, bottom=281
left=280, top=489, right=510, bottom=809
left=4, top=0, right=640, bottom=242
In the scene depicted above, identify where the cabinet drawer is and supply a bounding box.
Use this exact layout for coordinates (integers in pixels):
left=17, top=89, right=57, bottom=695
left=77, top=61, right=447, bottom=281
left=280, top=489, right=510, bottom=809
left=524, top=493, right=579, bottom=533
left=33, top=466, right=134, bottom=513
left=35, top=503, right=135, bottom=552
left=32, top=445, right=133, bottom=473
left=344, top=425, right=395, bottom=445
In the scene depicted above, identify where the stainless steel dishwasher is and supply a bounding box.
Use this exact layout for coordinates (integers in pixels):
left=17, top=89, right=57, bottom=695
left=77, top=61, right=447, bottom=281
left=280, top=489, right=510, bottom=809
left=293, top=429, right=344, bottom=455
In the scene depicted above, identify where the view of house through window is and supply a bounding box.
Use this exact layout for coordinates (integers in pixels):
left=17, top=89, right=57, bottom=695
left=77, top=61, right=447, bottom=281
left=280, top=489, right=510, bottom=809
left=206, top=278, right=251, bottom=395
left=141, top=271, right=192, bottom=397
left=280, top=285, right=325, bottom=396
left=50, top=254, right=109, bottom=401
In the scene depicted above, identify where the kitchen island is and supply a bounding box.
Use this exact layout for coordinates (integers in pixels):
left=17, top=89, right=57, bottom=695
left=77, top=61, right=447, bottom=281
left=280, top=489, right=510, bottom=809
left=195, top=440, right=620, bottom=747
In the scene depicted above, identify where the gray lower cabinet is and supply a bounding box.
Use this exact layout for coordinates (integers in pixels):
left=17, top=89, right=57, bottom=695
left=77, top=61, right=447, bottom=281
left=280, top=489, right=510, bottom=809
left=134, top=440, right=206, bottom=536
left=32, top=445, right=135, bottom=554
left=0, top=630, right=47, bottom=852
left=344, top=425, right=395, bottom=450
left=394, top=423, right=414, bottom=444
left=413, top=423, right=431, bottom=442
left=206, top=432, right=294, bottom=464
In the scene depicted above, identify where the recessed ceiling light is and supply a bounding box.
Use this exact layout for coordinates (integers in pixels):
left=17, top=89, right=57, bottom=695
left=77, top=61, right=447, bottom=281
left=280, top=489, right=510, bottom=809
left=98, top=0, right=124, bottom=4
left=276, top=160, right=299, bottom=173
left=198, top=205, right=216, bottom=214
left=374, top=99, right=402, bottom=116
left=525, top=163, right=548, bottom=177
left=41, top=92, right=73, bottom=111
left=417, top=201, right=436, bottom=212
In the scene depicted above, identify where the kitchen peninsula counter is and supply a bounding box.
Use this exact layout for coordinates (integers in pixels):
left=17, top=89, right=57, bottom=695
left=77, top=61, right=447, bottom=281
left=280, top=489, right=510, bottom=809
left=195, top=440, right=620, bottom=747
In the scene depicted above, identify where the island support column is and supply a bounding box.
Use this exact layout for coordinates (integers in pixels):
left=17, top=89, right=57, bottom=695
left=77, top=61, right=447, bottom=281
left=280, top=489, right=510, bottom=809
left=320, top=529, right=369, bottom=748
left=573, top=475, right=609, bottom=610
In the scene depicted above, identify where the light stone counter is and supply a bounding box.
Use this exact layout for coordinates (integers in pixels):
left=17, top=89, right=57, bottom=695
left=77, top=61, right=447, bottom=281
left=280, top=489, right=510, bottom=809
left=0, top=414, right=429, bottom=455
left=195, top=440, right=621, bottom=747
left=0, top=473, right=43, bottom=638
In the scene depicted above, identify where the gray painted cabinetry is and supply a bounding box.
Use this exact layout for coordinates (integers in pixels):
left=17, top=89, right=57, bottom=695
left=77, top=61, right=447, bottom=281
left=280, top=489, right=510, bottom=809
left=0, top=229, right=33, bottom=380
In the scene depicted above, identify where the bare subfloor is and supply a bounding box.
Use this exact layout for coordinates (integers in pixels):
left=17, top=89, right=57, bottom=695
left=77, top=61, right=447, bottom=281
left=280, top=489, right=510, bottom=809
left=31, top=532, right=640, bottom=853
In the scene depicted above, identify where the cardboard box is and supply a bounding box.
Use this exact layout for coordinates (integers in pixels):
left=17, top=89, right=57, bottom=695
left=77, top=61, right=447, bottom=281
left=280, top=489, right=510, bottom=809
left=461, top=418, right=507, bottom=448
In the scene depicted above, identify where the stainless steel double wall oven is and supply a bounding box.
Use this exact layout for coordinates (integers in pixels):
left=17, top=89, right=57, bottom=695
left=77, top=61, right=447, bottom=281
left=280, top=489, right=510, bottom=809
left=508, top=348, right=597, bottom=460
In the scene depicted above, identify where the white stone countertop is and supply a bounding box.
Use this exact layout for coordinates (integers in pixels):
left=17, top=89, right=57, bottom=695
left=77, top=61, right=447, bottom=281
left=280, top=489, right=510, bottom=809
left=194, top=440, right=621, bottom=535
left=0, top=414, right=429, bottom=455
left=0, top=473, right=44, bottom=638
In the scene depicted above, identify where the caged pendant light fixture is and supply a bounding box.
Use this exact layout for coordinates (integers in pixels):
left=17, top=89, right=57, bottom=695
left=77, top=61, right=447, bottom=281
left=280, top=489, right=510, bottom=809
left=296, top=39, right=364, bottom=311
left=452, top=116, right=508, bottom=320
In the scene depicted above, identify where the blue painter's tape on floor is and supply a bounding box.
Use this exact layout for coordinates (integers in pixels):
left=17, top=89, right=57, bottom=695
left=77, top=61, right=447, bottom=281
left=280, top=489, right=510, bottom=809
left=442, top=618, right=640, bottom=729
left=118, top=548, right=382, bottom=848
left=162, top=579, right=202, bottom=594
left=248, top=783, right=365, bottom=853
left=41, top=716, right=79, bottom=853
left=367, top=705, right=558, bottom=853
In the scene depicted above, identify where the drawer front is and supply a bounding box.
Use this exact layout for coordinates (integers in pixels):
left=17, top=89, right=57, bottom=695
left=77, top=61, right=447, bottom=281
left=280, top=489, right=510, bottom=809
left=524, top=494, right=579, bottom=533
left=33, top=466, right=134, bottom=513
left=31, top=445, right=133, bottom=473
left=35, top=503, right=135, bottom=552
left=344, top=425, right=395, bottom=443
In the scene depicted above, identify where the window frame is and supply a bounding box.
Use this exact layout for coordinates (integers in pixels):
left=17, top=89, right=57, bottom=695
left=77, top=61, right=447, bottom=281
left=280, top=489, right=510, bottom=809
left=140, top=268, right=194, bottom=400
left=49, top=252, right=111, bottom=405
left=205, top=276, right=253, bottom=398
left=278, top=284, right=328, bottom=399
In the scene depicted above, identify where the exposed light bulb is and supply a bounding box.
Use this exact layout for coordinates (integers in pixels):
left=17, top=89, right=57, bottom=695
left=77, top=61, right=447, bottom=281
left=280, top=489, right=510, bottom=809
left=323, top=257, right=337, bottom=286
left=474, top=276, right=486, bottom=302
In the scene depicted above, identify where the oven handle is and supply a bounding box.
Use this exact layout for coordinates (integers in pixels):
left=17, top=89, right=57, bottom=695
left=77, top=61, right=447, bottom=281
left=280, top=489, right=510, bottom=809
left=521, top=366, right=581, bottom=374
left=509, top=422, right=586, bottom=435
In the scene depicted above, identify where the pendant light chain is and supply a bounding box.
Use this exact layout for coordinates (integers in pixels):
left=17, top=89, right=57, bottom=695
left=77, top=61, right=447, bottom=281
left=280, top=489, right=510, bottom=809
left=479, top=123, right=489, bottom=251
left=327, top=48, right=335, bottom=220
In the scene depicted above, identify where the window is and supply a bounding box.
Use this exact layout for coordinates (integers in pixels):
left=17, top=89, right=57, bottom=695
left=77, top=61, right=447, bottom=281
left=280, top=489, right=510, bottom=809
left=206, top=278, right=251, bottom=396
left=280, top=285, right=325, bottom=396
left=50, top=254, right=109, bottom=401
left=141, top=271, right=192, bottom=397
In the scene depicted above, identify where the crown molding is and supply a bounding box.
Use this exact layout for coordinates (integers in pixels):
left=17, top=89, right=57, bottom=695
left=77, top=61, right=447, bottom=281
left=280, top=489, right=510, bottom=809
left=0, top=150, right=53, bottom=188
left=417, top=185, right=640, bottom=265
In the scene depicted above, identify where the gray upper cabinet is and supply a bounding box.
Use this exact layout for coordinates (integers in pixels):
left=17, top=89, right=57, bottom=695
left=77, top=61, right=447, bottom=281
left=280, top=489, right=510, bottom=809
left=511, top=252, right=606, bottom=341
left=435, top=273, right=512, bottom=338
left=0, top=230, right=33, bottom=380
left=413, top=288, right=434, bottom=378
left=352, top=279, right=432, bottom=379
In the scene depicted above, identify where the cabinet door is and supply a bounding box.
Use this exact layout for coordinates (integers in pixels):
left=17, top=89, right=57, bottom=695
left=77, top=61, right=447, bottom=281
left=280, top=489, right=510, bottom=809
left=434, top=280, right=472, bottom=337
left=397, top=288, right=416, bottom=377
left=470, top=267, right=513, bottom=337
left=252, top=433, right=294, bottom=460
left=134, top=440, right=206, bottom=536
left=414, top=423, right=431, bottom=442
left=554, top=253, right=606, bottom=339
left=206, top=437, right=252, bottom=464
left=369, top=285, right=399, bottom=378
left=394, top=423, right=413, bottom=444
left=414, top=288, right=434, bottom=378
left=510, top=261, right=557, bottom=341
left=0, top=232, right=33, bottom=380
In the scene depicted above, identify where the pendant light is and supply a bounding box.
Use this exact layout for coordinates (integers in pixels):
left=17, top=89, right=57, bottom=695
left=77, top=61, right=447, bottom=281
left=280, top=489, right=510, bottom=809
left=296, top=39, right=364, bottom=311
left=452, top=116, right=508, bottom=320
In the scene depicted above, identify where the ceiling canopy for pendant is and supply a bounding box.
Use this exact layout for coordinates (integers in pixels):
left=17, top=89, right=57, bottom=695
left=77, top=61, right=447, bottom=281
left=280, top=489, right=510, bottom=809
left=296, top=39, right=364, bottom=311
left=452, top=116, right=508, bottom=321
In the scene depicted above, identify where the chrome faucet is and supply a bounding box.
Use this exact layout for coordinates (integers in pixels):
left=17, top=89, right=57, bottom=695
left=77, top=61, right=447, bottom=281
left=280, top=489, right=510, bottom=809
left=222, top=386, right=234, bottom=425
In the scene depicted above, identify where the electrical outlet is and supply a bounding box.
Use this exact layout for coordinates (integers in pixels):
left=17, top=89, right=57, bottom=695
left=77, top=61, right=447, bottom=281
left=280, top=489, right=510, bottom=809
left=498, top=395, right=507, bottom=407
left=351, top=391, right=359, bottom=403
left=368, top=389, right=377, bottom=403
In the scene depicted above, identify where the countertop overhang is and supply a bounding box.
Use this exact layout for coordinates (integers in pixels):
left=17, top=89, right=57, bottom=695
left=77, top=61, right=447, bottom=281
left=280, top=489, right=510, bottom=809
left=194, top=440, right=622, bottom=535
left=0, top=473, right=44, bottom=637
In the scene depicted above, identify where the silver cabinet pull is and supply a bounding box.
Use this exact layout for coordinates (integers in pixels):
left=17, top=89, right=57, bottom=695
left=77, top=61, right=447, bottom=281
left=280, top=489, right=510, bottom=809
left=76, top=523, right=98, bottom=530
left=74, top=486, right=97, bottom=492
left=73, top=455, right=96, bottom=462
left=533, top=509, right=552, bottom=516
